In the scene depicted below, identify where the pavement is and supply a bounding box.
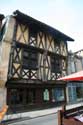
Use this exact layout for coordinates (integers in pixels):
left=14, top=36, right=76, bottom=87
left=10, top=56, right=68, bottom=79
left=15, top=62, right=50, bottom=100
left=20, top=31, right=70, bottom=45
left=3, top=102, right=83, bottom=122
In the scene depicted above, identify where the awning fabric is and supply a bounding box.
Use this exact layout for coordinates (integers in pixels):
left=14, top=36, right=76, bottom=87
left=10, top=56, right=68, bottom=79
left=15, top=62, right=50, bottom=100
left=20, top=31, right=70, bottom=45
left=57, top=70, right=83, bottom=81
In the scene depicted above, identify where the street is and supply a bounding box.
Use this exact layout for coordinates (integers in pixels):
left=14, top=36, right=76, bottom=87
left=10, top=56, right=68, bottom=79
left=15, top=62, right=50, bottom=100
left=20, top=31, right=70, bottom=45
left=8, top=113, right=58, bottom=125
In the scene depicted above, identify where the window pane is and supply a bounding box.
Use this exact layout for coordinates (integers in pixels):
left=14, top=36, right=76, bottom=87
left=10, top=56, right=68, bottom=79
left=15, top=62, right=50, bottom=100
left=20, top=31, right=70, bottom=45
left=51, top=56, right=55, bottom=72
left=23, top=51, right=29, bottom=58
left=22, top=48, right=38, bottom=70
left=51, top=56, right=61, bottom=73
left=52, top=88, right=64, bottom=102
left=76, top=87, right=83, bottom=99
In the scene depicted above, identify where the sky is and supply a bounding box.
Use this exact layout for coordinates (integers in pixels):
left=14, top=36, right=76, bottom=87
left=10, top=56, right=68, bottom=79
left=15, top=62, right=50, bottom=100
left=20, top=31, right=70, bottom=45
left=0, top=0, right=83, bottom=52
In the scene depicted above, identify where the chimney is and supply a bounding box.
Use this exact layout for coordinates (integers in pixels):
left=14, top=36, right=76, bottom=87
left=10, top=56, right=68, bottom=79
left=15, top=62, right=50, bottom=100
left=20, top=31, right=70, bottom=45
left=0, top=14, right=4, bottom=30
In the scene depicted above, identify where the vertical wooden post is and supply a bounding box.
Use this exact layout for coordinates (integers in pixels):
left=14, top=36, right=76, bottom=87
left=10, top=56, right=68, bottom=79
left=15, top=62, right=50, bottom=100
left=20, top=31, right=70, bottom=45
left=58, top=105, right=66, bottom=125
left=62, top=104, right=66, bottom=111
left=58, top=110, right=62, bottom=125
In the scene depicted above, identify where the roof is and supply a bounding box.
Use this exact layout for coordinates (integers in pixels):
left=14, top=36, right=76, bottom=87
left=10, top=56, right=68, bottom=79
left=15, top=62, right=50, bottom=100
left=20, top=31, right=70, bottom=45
left=13, top=10, right=74, bottom=42
left=57, top=70, right=83, bottom=81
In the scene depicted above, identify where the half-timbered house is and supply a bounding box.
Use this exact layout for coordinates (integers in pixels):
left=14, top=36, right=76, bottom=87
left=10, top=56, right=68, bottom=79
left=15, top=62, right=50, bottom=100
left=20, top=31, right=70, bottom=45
left=0, top=10, right=74, bottom=112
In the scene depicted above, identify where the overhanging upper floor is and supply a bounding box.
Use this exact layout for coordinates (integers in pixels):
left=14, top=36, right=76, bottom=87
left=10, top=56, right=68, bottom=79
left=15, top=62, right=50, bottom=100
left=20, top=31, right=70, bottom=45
left=13, top=10, right=74, bottom=42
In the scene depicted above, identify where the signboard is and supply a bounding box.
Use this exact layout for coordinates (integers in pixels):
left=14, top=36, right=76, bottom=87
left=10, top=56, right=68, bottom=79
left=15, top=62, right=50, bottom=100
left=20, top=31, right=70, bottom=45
left=43, top=89, right=49, bottom=101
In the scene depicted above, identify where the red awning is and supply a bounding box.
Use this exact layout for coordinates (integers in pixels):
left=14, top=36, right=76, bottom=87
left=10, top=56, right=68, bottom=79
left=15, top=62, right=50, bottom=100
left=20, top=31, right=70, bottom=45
left=57, top=70, right=83, bottom=81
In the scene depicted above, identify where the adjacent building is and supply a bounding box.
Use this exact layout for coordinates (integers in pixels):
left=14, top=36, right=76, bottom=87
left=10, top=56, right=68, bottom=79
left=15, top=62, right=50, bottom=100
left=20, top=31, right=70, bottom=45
left=0, top=10, right=74, bottom=112
left=67, top=50, right=83, bottom=103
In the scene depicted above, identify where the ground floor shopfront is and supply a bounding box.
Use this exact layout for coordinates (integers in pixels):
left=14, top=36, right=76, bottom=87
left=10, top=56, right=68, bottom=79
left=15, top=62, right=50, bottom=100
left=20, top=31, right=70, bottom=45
left=67, top=82, right=83, bottom=103
left=6, top=80, right=66, bottom=113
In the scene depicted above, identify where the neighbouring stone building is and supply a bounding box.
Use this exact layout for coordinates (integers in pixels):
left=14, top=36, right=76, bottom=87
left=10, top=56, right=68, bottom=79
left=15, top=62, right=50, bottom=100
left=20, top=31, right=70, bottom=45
left=67, top=50, right=83, bottom=103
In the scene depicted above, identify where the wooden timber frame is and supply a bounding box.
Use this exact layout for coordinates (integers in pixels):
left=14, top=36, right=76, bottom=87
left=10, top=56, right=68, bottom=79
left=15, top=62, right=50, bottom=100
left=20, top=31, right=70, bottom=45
left=58, top=105, right=83, bottom=125
left=0, top=10, right=74, bottom=113
left=7, top=10, right=74, bottom=81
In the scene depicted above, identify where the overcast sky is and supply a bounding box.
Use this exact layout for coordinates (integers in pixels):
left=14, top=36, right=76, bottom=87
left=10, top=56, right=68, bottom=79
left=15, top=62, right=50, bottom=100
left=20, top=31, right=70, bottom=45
left=0, top=0, right=83, bottom=52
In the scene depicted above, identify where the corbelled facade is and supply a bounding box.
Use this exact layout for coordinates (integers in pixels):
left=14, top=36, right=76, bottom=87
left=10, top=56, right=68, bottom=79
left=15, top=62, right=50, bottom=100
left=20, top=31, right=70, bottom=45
left=0, top=10, right=74, bottom=112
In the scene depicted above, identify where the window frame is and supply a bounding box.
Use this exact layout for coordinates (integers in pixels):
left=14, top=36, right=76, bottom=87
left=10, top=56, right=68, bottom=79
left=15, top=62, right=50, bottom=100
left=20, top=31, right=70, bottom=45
left=22, top=48, right=38, bottom=70
left=52, top=87, right=65, bottom=102
left=51, top=55, right=61, bottom=73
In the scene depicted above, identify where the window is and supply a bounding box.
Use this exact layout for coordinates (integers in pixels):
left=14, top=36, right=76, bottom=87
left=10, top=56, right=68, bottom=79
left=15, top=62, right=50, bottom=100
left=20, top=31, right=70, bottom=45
left=29, top=28, right=37, bottom=46
left=29, top=29, right=36, bottom=38
left=22, top=48, right=38, bottom=70
left=71, top=61, right=76, bottom=73
left=68, top=86, right=77, bottom=102
left=76, top=87, right=83, bottom=99
left=52, top=88, right=64, bottom=102
left=51, top=55, right=61, bottom=73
